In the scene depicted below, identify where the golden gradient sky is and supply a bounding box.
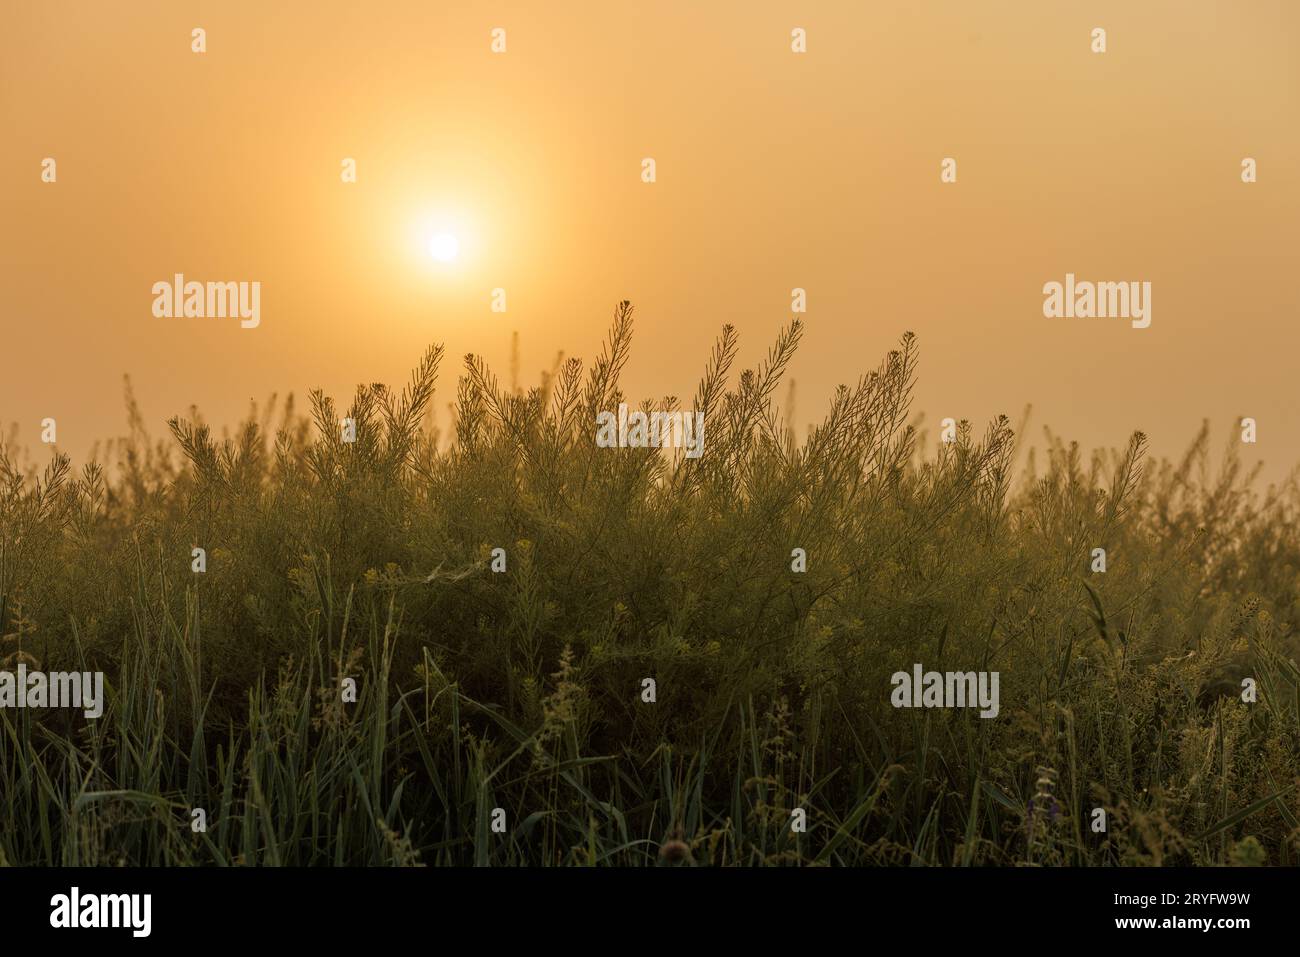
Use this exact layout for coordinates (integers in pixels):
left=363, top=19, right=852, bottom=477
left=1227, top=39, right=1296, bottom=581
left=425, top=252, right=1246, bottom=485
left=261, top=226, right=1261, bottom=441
left=3, top=1, right=1299, bottom=478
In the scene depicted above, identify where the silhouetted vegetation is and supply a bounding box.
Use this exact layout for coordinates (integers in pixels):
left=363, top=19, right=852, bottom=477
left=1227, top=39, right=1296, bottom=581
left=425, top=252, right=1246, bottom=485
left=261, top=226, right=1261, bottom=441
left=3, top=301, right=1299, bottom=866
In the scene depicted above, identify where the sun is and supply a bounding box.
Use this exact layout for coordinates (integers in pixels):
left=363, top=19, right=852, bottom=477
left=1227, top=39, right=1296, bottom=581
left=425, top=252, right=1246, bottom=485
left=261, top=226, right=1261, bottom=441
left=407, top=212, right=474, bottom=272
left=428, top=232, right=460, bottom=262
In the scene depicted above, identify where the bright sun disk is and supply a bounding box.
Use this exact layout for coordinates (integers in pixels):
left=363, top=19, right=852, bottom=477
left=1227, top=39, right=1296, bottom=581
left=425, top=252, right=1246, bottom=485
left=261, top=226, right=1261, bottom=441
left=429, top=232, right=460, bottom=262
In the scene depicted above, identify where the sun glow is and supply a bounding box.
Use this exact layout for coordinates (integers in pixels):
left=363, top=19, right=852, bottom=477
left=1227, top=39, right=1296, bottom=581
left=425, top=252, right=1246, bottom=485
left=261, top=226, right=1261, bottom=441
left=399, top=207, right=492, bottom=287
left=428, top=232, right=459, bottom=262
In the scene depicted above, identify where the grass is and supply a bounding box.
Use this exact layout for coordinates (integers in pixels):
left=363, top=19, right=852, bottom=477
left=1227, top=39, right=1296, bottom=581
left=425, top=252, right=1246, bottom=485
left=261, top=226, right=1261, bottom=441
left=2, top=300, right=1299, bottom=866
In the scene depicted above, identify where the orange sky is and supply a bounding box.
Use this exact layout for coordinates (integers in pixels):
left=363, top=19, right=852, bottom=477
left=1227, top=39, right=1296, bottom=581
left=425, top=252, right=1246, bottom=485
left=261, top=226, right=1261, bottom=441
left=3, top=1, right=1298, bottom=480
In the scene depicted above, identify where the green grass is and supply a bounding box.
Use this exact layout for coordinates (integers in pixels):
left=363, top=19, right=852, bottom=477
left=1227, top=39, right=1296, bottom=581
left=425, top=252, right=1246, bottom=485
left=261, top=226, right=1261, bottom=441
left=2, top=301, right=1299, bottom=866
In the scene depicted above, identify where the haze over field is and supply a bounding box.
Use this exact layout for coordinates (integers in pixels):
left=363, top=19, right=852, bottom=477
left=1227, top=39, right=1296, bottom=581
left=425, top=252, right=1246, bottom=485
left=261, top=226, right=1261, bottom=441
left=4, top=2, right=1300, bottom=875
left=3, top=0, right=1299, bottom=479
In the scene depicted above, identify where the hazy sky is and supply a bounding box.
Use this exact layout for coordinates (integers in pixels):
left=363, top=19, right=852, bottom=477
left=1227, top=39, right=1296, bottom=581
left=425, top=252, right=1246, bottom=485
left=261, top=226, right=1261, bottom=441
left=3, top=1, right=1298, bottom=480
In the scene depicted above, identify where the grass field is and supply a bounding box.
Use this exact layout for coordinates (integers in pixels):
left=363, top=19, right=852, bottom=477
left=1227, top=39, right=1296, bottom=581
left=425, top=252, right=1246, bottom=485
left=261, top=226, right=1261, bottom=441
left=3, top=301, right=1299, bottom=866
